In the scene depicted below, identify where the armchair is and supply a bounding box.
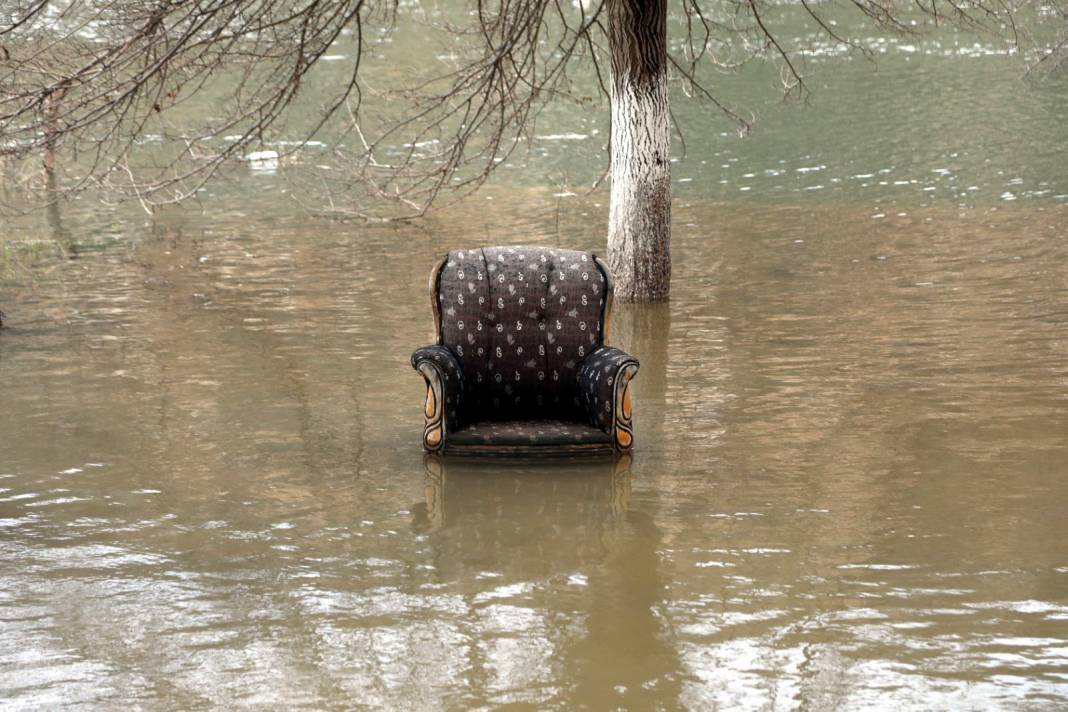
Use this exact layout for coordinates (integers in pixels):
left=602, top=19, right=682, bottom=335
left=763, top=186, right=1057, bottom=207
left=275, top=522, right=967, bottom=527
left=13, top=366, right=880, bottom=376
left=411, top=246, right=639, bottom=454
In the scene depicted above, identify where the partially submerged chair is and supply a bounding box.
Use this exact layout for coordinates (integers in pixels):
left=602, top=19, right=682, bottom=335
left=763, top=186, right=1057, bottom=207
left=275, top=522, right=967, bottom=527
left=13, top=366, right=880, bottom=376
left=411, top=246, right=639, bottom=455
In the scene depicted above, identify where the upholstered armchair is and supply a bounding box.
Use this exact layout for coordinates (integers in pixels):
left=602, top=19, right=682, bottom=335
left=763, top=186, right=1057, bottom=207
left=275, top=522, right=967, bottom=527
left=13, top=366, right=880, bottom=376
left=411, top=246, right=639, bottom=455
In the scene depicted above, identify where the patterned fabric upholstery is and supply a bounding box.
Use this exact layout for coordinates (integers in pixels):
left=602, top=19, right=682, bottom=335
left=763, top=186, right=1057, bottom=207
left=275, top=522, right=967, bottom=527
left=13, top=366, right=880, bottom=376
left=411, top=345, right=465, bottom=433
left=449, top=420, right=613, bottom=447
left=577, top=346, right=640, bottom=431
left=411, top=245, right=639, bottom=451
left=436, top=246, right=606, bottom=421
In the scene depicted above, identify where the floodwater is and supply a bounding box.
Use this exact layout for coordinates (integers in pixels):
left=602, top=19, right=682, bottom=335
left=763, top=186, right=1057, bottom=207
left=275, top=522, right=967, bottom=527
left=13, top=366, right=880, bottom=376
left=3, top=19, right=1068, bottom=712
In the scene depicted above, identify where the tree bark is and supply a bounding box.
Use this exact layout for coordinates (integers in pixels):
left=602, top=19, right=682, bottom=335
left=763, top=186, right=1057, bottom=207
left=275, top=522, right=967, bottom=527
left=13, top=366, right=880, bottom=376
left=607, top=0, right=671, bottom=302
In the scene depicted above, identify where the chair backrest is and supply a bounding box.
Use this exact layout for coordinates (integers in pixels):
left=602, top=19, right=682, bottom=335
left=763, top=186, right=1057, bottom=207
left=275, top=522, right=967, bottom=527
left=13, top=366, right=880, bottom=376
left=433, top=246, right=611, bottom=422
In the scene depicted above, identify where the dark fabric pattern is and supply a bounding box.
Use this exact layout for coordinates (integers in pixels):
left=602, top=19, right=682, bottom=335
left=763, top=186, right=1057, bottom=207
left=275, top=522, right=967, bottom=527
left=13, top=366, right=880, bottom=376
left=483, top=246, right=553, bottom=416
left=411, top=344, right=465, bottom=433
left=577, top=346, right=639, bottom=432
left=543, top=249, right=606, bottom=412
left=436, top=246, right=607, bottom=422
left=437, top=249, right=491, bottom=423
left=449, top=419, right=613, bottom=446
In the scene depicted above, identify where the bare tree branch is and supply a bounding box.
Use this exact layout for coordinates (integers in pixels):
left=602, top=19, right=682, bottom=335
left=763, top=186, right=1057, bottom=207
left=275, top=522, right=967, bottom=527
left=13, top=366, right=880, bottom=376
left=0, top=0, right=1056, bottom=218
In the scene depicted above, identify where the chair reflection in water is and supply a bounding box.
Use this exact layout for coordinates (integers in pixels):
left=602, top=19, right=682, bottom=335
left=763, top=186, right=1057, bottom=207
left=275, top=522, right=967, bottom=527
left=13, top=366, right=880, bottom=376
left=412, top=453, right=680, bottom=704
left=414, top=453, right=633, bottom=535
left=411, top=246, right=639, bottom=455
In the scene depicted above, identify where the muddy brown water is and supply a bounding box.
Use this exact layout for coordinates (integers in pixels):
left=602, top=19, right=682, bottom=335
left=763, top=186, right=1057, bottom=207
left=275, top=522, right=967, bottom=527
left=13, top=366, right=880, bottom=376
left=1, top=190, right=1066, bottom=708
left=4, top=14, right=1068, bottom=706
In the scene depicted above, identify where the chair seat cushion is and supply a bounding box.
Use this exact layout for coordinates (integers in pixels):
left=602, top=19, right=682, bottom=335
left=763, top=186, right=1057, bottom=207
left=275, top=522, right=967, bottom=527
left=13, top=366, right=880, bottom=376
left=449, top=419, right=612, bottom=447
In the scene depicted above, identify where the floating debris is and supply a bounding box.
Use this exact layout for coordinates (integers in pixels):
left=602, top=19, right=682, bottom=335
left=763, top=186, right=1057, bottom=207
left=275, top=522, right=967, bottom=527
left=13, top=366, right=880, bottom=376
left=535, top=133, right=588, bottom=141
left=244, top=150, right=279, bottom=171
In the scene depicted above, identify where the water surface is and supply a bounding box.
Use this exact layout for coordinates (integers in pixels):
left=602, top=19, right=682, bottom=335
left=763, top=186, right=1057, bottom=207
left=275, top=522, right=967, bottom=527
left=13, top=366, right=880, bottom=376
left=2, top=19, right=1068, bottom=710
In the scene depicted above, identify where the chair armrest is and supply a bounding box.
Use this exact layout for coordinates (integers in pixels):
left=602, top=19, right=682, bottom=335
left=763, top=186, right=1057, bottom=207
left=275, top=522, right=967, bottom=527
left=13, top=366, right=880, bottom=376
left=411, top=345, right=466, bottom=451
left=577, top=346, right=640, bottom=451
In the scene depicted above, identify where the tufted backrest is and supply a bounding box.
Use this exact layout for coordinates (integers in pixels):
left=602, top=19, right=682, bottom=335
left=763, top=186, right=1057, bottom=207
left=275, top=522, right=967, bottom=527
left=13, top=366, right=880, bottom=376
left=435, top=246, right=609, bottom=422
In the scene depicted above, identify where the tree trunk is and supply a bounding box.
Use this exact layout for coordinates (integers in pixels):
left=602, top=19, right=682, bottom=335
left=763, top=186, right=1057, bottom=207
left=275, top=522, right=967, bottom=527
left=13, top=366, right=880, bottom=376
left=42, top=88, right=64, bottom=182
left=607, top=0, right=671, bottom=302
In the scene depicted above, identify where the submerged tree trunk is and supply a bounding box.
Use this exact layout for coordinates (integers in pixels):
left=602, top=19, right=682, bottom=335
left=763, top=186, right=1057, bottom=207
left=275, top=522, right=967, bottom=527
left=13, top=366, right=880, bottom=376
left=607, top=0, right=671, bottom=302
